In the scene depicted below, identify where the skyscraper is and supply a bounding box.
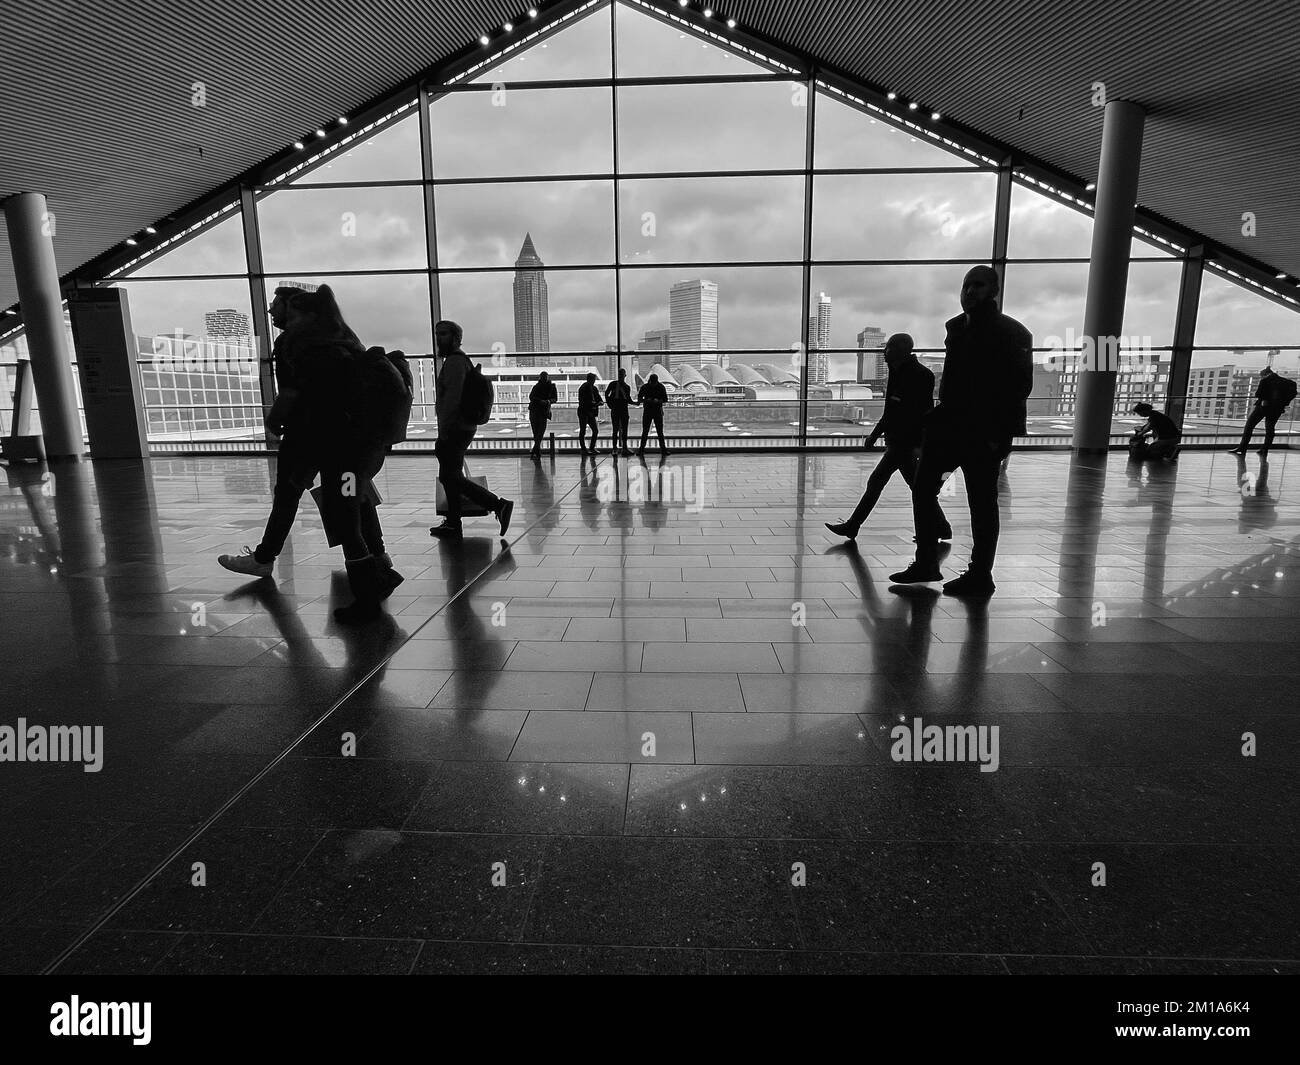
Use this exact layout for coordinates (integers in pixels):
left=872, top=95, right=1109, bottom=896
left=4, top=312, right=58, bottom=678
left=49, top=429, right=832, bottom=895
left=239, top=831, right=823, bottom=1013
left=637, top=328, right=672, bottom=373
left=205, top=309, right=250, bottom=338
left=513, top=232, right=550, bottom=358
left=856, top=325, right=887, bottom=382
left=807, top=292, right=832, bottom=385
left=669, top=280, right=719, bottom=362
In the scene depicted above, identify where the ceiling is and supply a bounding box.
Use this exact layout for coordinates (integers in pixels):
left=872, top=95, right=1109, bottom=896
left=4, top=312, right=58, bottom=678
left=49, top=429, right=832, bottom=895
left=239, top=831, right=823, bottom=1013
left=1, top=0, right=1296, bottom=313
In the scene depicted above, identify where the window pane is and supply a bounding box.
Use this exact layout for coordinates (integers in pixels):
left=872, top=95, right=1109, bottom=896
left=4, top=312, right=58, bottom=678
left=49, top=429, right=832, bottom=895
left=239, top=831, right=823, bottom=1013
left=257, top=187, right=427, bottom=272
left=129, top=210, right=247, bottom=278
left=263, top=275, right=433, bottom=355
left=1002, top=261, right=1181, bottom=348
left=438, top=268, right=616, bottom=354
left=106, top=279, right=256, bottom=348
left=808, top=263, right=979, bottom=352
left=615, top=0, right=780, bottom=77
left=289, top=107, right=422, bottom=185
left=813, top=172, right=996, bottom=260
left=1008, top=180, right=1181, bottom=260
left=620, top=176, right=804, bottom=263
left=814, top=91, right=979, bottom=169
left=619, top=265, right=802, bottom=353
left=617, top=81, right=806, bottom=173
left=436, top=181, right=614, bottom=267
left=471, top=4, right=611, bottom=82
left=1179, top=347, right=1300, bottom=443
left=431, top=87, right=613, bottom=178
left=1196, top=271, right=1300, bottom=347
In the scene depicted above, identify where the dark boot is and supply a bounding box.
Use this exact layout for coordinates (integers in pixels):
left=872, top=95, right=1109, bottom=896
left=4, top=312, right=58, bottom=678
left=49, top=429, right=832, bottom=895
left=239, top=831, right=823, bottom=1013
left=376, top=557, right=405, bottom=600
left=334, top=555, right=384, bottom=624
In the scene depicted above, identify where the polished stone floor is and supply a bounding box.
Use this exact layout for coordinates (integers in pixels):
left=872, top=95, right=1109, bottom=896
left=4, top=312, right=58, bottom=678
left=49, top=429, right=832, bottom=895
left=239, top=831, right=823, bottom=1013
left=1, top=449, right=1297, bottom=974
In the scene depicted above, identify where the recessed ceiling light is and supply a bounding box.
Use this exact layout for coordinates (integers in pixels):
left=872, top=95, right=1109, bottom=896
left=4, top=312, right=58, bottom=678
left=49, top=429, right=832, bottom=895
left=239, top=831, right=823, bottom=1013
left=503, top=21, right=513, bottom=30
left=337, top=116, right=348, bottom=125
left=125, top=238, right=137, bottom=246
left=528, top=8, right=538, bottom=16
left=727, top=18, right=736, bottom=27
left=930, top=111, right=940, bottom=120
left=1085, top=182, right=1096, bottom=190
left=886, top=91, right=897, bottom=100
left=293, top=140, right=305, bottom=150
left=315, top=128, right=326, bottom=138
left=480, top=34, right=490, bottom=45
left=703, top=7, right=713, bottom=15
left=908, top=101, right=918, bottom=110
left=144, top=226, right=157, bottom=234
left=1276, top=272, right=1287, bottom=279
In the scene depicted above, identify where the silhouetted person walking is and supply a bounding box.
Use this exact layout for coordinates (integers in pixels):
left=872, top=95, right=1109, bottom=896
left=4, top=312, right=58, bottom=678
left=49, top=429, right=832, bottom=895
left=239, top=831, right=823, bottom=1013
left=219, top=285, right=390, bottom=580
left=636, top=373, right=670, bottom=456
left=577, top=372, right=603, bottom=454
left=826, top=333, right=951, bottom=543
left=890, top=265, right=1032, bottom=598
left=1229, top=366, right=1296, bottom=456
left=429, top=320, right=515, bottom=541
left=528, top=370, right=556, bottom=459
left=605, top=367, right=635, bottom=455
left=1128, top=401, right=1181, bottom=462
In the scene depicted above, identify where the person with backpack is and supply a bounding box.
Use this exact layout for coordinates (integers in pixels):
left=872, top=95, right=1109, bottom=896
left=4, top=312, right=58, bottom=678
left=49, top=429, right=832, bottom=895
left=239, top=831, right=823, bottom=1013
left=577, top=372, right=604, bottom=454
left=605, top=367, right=635, bottom=455
left=527, top=370, right=557, bottom=459
left=285, top=287, right=408, bottom=623
left=428, top=320, right=515, bottom=541
left=1229, top=367, right=1296, bottom=456
left=635, top=372, right=670, bottom=456
left=217, top=285, right=397, bottom=596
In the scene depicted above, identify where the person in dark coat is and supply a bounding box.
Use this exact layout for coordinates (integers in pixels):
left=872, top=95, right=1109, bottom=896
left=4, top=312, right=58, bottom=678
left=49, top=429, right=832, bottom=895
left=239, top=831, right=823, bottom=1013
left=577, top=372, right=604, bottom=454
left=605, top=367, right=635, bottom=456
left=636, top=373, right=670, bottom=456
left=527, top=370, right=557, bottom=459
left=217, top=285, right=391, bottom=590
left=1229, top=367, right=1296, bottom=456
left=1128, top=401, right=1181, bottom=462
left=890, top=266, right=1033, bottom=598
left=428, top=321, right=515, bottom=541
left=826, top=333, right=951, bottom=542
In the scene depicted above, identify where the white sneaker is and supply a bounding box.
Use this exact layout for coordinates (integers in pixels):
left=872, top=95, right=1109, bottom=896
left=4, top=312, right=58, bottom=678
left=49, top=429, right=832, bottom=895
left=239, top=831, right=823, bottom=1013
left=218, top=546, right=273, bottom=578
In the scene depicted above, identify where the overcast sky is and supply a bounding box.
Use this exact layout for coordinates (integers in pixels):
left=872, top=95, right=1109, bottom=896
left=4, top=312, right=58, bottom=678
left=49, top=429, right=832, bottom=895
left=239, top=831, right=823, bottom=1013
left=111, top=0, right=1300, bottom=375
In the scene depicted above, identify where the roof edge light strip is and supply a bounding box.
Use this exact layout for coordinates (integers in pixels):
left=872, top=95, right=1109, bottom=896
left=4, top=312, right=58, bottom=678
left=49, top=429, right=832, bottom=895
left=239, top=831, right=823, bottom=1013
left=1207, top=262, right=1300, bottom=308
left=815, top=81, right=998, bottom=167
left=266, top=99, right=419, bottom=189
left=451, top=0, right=608, bottom=85
left=103, top=201, right=242, bottom=279
left=625, top=0, right=800, bottom=75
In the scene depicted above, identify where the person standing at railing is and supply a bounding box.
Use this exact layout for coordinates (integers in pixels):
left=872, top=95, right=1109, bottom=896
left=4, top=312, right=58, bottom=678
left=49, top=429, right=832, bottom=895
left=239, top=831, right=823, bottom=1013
left=636, top=373, right=670, bottom=457
left=217, top=285, right=390, bottom=583
left=605, top=367, right=635, bottom=456
left=1229, top=366, right=1296, bottom=457
left=577, top=372, right=604, bottom=454
left=527, top=370, right=557, bottom=460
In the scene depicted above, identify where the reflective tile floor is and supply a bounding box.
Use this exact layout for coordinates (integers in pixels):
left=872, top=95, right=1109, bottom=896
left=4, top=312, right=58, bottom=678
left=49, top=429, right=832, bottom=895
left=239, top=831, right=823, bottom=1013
left=1, top=449, right=1297, bottom=974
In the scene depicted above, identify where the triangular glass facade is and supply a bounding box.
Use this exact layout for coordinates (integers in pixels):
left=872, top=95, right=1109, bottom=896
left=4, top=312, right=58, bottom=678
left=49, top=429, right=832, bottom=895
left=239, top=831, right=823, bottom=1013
left=56, top=0, right=1294, bottom=449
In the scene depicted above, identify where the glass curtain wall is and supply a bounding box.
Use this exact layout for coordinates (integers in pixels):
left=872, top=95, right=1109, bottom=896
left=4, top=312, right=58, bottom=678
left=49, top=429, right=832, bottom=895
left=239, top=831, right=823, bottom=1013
left=78, top=0, right=1297, bottom=450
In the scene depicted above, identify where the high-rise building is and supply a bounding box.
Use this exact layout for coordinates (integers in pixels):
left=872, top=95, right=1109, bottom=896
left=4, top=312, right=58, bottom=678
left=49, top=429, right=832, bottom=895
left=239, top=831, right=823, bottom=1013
left=855, top=325, right=888, bottom=382
left=513, top=232, right=550, bottom=358
left=669, top=280, right=719, bottom=362
left=205, top=309, right=250, bottom=337
left=805, top=293, right=833, bottom=385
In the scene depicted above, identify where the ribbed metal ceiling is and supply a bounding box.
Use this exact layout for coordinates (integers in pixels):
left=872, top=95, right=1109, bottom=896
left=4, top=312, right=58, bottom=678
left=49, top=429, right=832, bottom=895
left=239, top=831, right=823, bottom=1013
left=1, top=0, right=1296, bottom=311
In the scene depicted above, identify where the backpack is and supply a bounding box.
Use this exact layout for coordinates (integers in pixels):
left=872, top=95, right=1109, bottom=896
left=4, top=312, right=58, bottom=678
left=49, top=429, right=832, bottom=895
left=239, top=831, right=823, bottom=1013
left=1274, top=375, right=1297, bottom=407
left=460, top=359, right=495, bottom=425
left=355, top=346, right=413, bottom=446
